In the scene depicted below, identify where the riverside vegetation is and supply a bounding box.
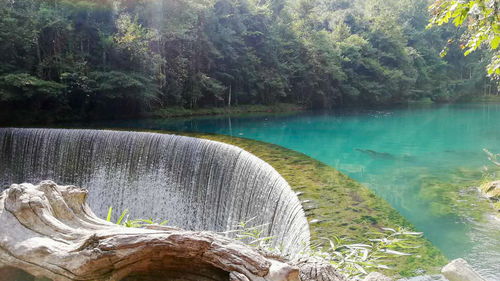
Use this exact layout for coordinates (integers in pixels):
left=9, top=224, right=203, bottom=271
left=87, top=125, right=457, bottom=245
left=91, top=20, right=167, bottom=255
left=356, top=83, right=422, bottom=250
left=0, top=0, right=498, bottom=124
left=106, top=207, right=430, bottom=280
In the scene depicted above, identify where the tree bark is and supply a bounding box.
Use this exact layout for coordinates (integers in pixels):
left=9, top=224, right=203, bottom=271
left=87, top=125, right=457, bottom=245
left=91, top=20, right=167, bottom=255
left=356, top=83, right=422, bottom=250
left=0, top=181, right=346, bottom=281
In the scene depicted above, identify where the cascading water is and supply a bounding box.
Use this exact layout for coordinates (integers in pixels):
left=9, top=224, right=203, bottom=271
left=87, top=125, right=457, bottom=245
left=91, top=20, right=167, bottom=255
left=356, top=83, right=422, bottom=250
left=0, top=128, right=309, bottom=255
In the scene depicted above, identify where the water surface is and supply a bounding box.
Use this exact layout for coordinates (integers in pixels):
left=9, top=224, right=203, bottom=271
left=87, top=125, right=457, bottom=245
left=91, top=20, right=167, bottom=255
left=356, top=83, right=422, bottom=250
left=85, top=103, right=500, bottom=279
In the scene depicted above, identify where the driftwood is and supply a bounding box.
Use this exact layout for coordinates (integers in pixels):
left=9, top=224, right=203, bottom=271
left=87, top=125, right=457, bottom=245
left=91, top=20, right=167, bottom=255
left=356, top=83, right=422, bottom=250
left=0, top=181, right=346, bottom=281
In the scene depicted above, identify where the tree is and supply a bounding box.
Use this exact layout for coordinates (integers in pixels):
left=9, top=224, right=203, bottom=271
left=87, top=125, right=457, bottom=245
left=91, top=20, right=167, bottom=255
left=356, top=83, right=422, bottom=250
left=428, top=0, right=500, bottom=79
left=0, top=0, right=495, bottom=123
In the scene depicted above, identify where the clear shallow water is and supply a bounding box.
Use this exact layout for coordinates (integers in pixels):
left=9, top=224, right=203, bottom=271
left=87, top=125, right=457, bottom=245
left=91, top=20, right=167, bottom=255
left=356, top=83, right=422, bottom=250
left=84, top=103, right=500, bottom=279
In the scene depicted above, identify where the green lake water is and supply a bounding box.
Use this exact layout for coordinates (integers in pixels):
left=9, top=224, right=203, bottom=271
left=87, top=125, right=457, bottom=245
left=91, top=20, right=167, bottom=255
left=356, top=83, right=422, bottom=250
left=87, top=103, right=500, bottom=279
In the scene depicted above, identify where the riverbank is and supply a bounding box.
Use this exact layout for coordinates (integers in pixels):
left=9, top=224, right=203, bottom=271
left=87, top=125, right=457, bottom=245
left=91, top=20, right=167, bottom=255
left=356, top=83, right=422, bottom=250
left=8, top=99, right=500, bottom=126
left=146, top=98, right=500, bottom=120
left=144, top=130, right=447, bottom=278
left=0, top=103, right=305, bottom=125
left=151, top=103, right=304, bottom=118
left=458, top=95, right=500, bottom=103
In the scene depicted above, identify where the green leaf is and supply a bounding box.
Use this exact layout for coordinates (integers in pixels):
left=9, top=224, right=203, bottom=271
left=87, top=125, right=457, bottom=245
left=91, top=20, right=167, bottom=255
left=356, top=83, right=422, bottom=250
left=491, top=36, right=500, bottom=50
left=380, top=249, right=412, bottom=256
left=106, top=207, right=113, bottom=222
left=116, top=209, right=129, bottom=225
left=381, top=227, right=396, bottom=233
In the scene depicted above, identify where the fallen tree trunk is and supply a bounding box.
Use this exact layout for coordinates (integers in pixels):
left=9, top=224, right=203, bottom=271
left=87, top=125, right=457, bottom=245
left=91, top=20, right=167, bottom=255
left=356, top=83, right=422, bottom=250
left=0, top=181, right=345, bottom=281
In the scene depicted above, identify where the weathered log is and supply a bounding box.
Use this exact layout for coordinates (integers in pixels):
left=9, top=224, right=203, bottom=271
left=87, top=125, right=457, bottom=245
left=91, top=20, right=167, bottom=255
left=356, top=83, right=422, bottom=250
left=0, top=181, right=346, bottom=281
left=292, top=257, right=347, bottom=281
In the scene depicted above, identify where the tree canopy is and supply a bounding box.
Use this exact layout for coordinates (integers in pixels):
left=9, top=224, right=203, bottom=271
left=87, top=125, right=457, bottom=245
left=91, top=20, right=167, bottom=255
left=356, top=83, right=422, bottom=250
left=0, top=0, right=497, bottom=123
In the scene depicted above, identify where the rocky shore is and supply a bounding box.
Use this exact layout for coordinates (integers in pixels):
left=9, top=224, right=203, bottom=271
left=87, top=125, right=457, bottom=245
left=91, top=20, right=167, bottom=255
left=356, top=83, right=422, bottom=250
left=364, top=259, right=487, bottom=281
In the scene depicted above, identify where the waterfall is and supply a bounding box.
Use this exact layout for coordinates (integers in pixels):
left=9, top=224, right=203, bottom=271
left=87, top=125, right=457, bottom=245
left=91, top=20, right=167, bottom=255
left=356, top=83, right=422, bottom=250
left=0, top=128, right=309, bottom=255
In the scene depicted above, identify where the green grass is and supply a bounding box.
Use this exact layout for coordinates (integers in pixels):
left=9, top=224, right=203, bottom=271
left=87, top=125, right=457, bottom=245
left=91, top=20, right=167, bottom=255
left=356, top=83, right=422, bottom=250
left=149, top=130, right=447, bottom=278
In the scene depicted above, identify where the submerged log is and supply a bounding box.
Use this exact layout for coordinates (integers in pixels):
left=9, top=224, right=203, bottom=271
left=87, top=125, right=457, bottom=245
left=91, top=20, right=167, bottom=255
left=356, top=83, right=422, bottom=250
left=0, top=181, right=345, bottom=281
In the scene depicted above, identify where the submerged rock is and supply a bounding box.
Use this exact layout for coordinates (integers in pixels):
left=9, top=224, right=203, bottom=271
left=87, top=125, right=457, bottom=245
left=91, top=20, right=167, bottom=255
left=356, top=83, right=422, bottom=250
left=480, top=180, right=500, bottom=200
left=479, top=180, right=500, bottom=212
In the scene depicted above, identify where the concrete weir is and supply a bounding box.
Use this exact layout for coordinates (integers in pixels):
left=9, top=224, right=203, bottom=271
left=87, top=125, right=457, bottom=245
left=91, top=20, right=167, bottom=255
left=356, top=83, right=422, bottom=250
left=0, top=128, right=309, bottom=255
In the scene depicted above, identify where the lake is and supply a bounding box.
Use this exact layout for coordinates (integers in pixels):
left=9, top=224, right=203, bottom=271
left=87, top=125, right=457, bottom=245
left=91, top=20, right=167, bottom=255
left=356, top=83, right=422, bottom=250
left=86, top=103, right=500, bottom=279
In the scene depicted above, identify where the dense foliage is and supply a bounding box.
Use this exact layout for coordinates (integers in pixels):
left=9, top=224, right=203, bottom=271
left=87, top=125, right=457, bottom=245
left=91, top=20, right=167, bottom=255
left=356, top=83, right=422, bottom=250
left=0, top=0, right=496, bottom=122
left=428, top=0, right=500, bottom=79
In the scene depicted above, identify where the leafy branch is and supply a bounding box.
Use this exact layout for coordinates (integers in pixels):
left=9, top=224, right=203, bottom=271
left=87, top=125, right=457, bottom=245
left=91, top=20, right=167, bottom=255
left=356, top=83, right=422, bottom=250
left=427, top=0, right=500, bottom=79
left=305, top=227, right=423, bottom=279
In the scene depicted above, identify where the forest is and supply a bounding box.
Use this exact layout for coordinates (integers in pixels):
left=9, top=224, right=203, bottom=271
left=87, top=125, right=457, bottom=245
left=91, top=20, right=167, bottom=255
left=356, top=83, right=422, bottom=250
left=0, top=0, right=497, bottom=122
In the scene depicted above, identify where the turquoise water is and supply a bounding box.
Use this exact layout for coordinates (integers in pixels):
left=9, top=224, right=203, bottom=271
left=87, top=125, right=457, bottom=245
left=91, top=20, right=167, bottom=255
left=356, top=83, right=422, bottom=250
left=87, top=103, right=500, bottom=279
